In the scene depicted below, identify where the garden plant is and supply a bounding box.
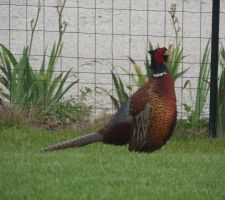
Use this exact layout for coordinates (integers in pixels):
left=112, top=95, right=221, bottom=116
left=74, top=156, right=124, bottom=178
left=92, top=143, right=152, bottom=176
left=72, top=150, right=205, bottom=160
left=0, top=0, right=91, bottom=128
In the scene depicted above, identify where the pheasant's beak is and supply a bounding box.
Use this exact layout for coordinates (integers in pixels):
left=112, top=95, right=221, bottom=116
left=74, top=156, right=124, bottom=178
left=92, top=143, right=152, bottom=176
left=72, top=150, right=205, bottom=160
left=164, top=50, right=169, bottom=56
left=163, top=49, right=170, bottom=63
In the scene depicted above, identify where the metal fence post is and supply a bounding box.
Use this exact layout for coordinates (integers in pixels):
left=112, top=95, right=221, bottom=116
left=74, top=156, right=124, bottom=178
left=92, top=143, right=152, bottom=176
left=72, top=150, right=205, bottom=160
left=209, top=0, right=220, bottom=137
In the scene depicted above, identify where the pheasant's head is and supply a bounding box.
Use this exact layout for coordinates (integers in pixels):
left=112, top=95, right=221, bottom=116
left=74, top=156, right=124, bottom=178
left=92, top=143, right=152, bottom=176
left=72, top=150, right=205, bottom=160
left=149, top=47, right=169, bottom=64
left=148, top=47, right=169, bottom=77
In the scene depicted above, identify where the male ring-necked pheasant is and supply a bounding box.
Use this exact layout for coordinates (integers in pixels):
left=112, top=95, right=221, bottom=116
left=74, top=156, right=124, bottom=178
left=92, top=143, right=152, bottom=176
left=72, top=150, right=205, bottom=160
left=42, top=47, right=177, bottom=153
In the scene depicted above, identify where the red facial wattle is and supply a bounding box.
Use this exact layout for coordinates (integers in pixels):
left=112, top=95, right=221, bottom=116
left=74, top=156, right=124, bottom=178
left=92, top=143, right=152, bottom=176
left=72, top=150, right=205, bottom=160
left=154, top=48, right=165, bottom=64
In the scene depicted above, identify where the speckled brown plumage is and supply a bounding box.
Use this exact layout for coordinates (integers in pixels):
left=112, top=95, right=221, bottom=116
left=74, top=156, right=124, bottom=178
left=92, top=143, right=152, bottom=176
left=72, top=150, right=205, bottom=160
left=129, top=73, right=176, bottom=152
left=41, top=47, right=177, bottom=153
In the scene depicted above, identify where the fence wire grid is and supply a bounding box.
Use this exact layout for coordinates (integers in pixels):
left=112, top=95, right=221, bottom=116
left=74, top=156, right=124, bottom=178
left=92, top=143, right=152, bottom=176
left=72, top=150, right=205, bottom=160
left=0, top=0, right=225, bottom=134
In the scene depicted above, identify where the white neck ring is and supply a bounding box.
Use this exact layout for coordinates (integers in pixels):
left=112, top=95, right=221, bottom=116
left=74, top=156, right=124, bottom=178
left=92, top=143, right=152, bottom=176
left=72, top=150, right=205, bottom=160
left=153, top=72, right=167, bottom=77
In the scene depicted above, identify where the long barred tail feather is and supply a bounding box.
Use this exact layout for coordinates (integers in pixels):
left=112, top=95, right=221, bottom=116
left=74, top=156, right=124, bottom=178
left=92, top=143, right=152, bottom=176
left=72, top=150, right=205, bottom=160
left=41, top=132, right=103, bottom=152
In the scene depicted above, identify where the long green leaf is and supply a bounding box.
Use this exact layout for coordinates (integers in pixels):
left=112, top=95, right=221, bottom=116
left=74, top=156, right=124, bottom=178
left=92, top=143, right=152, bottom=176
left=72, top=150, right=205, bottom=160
left=52, top=80, right=78, bottom=105
left=52, top=69, right=73, bottom=101
left=11, top=56, right=25, bottom=104
left=46, top=42, right=57, bottom=82
left=120, top=67, right=139, bottom=86
left=45, top=73, right=63, bottom=103
left=2, top=51, right=12, bottom=82
left=217, top=45, right=225, bottom=135
left=0, top=65, right=9, bottom=84
left=192, top=40, right=210, bottom=125
left=40, top=47, right=48, bottom=73
left=118, top=76, right=129, bottom=101
left=0, top=43, right=18, bottom=66
left=111, top=71, right=124, bottom=104
left=128, top=57, right=146, bottom=86
left=173, top=68, right=189, bottom=81
left=109, top=95, right=120, bottom=110
left=0, top=75, right=9, bottom=90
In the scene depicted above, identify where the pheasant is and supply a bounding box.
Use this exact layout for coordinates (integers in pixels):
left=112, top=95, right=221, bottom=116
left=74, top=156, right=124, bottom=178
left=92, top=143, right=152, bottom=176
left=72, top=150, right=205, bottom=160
left=42, top=47, right=177, bottom=153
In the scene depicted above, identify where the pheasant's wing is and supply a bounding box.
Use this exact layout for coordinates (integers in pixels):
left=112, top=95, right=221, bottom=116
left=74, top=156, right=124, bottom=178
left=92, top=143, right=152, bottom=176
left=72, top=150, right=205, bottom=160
left=128, top=103, right=151, bottom=152
left=102, top=98, right=134, bottom=145
left=107, top=98, right=133, bottom=126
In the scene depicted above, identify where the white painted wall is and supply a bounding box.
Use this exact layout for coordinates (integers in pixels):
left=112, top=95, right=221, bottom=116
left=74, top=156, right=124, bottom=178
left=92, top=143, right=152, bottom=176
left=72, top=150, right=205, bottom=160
left=0, top=0, right=225, bottom=119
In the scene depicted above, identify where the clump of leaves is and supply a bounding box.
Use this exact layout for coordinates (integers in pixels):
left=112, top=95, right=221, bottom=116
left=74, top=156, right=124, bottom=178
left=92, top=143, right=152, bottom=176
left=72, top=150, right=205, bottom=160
left=104, top=3, right=188, bottom=110
left=173, top=119, right=208, bottom=139
left=120, top=42, right=154, bottom=88
left=0, top=0, right=91, bottom=127
left=0, top=44, right=77, bottom=109
left=49, top=87, right=92, bottom=124
left=96, top=71, right=130, bottom=110
left=182, top=42, right=225, bottom=137
left=217, top=45, right=225, bottom=136
left=182, top=40, right=211, bottom=128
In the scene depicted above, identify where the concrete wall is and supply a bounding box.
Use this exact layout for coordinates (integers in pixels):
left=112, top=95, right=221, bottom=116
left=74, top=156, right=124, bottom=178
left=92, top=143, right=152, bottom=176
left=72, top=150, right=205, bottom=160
left=0, top=0, right=225, bottom=118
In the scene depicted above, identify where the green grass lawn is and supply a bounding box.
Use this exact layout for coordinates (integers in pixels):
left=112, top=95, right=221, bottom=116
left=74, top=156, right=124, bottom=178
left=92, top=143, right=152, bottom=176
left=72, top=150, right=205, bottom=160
left=1, top=126, right=225, bottom=200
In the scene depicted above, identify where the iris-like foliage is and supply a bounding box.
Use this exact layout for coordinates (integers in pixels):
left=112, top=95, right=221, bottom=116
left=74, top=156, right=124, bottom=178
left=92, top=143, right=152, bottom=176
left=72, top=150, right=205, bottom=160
left=0, top=44, right=78, bottom=114
left=107, top=3, right=188, bottom=110
left=218, top=45, right=225, bottom=136
left=183, top=40, right=211, bottom=129
left=0, top=0, right=89, bottom=124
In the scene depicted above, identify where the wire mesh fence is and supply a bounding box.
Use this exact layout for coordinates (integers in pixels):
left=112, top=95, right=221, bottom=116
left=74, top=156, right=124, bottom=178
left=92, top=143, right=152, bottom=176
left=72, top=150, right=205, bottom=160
left=0, top=0, right=224, bottom=135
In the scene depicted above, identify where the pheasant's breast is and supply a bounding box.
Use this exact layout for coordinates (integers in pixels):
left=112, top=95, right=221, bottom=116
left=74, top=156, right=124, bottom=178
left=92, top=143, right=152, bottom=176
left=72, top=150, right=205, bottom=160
left=147, top=92, right=176, bottom=150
